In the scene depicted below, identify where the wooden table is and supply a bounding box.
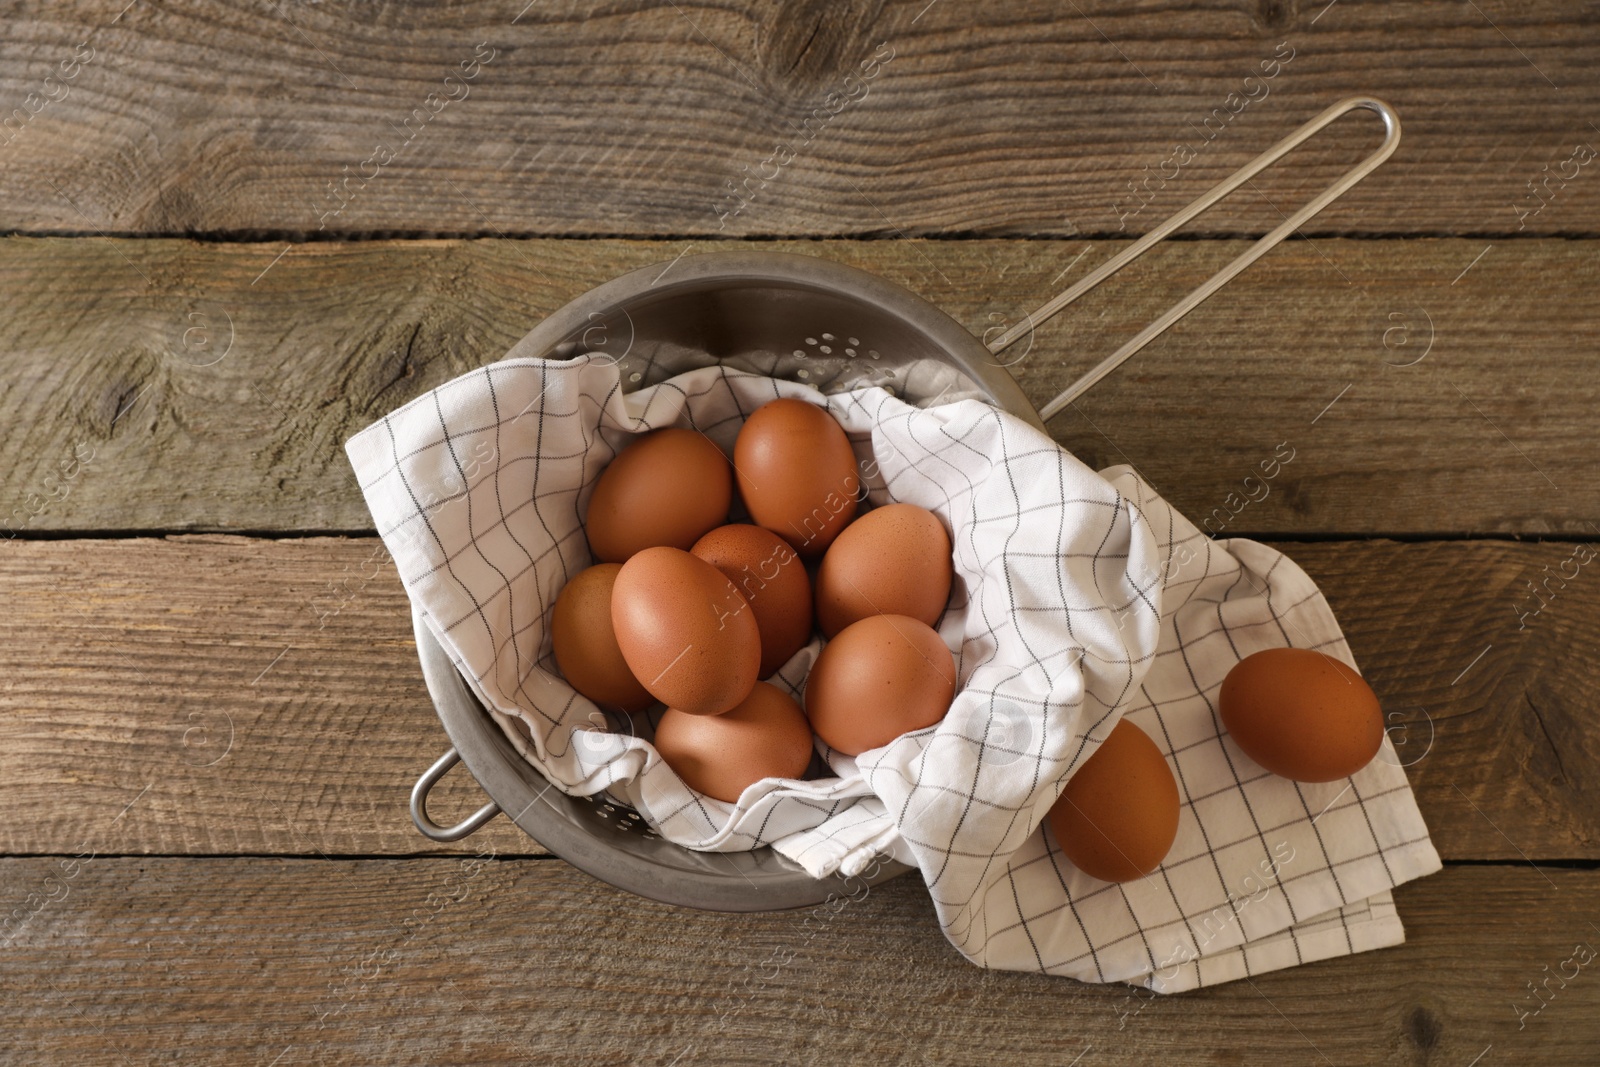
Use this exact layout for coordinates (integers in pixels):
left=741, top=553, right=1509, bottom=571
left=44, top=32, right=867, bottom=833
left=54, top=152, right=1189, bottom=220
left=3, top=2, right=1597, bottom=1063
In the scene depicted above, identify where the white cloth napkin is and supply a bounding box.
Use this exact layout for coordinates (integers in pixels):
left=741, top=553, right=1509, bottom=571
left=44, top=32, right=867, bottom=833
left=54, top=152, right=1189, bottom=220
left=346, top=358, right=1441, bottom=993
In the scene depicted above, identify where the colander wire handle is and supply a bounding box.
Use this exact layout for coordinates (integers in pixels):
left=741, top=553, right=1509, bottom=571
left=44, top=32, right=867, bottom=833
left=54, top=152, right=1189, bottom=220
left=411, top=748, right=502, bottom=842
left=989, top=95, right=1402, bottom=421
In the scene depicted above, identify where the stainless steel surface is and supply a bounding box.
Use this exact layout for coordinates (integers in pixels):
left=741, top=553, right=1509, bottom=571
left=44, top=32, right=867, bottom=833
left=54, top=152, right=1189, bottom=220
left=986, top=96, right=1402, bottom=420
left=505, top=249, right=1050, bottom=435
left=410, top=748, right=502, bottom=842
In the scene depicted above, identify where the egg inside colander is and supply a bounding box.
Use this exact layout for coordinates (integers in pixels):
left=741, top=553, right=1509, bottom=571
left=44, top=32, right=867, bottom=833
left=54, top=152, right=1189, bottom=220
left=411, top=250, right=1039, bottom=912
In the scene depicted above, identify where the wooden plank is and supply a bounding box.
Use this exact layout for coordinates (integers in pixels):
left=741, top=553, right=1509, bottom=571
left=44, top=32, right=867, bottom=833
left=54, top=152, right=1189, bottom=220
left=2, top=236, right=1596, bottom=535
left=2, top=2, right=1597, bottom=237
left=2, top=858, right=1595, bottom=1064
left=0, top=536, right=1594, bottom=859
left=0, top=534, right=542, bottom=859
left=1292, top=539, right=1600, bottom=862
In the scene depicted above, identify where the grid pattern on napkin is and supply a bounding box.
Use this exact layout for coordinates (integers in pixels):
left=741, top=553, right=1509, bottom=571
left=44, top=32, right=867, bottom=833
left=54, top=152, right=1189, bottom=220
left=346, top=357, right=1440, bottom=994
left=352, top=360, right=898, bottom=856
left=965, top=479, right=1440, bottom=991
left=773, top=453, right=1441, bottom=992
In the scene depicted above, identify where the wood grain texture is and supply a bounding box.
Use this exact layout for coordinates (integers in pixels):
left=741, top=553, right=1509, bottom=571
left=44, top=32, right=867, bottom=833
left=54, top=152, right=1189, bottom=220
left=0, top=536, right=1594, bottom=859
left=2, top=236, right=1596, bottom=536
left=2, top=858, right=1594, bottom=1065
left=0, top=534, right=542, bottom=859
left=0, top=1, right=1597, bottom=236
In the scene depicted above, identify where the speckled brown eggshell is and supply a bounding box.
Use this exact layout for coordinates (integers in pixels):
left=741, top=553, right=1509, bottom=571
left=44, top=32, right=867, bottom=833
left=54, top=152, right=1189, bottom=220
left=1047, top=719, right=1180, bottom=883
left=803, top=614, right=956, bottom=756
left=584, top=428, right=733, bottom=563
left=652, top=682, right=815, bottom=803
left=691, top=524, right=813, bottom=679
left=732, top=398, right=859, bottom=559
left=611, top=547, right=761, bottom=717
left=815, top=503, right=953, bottom=637
left=1218, top=647, right=1384, bottom=783
left=549, top=563, right=654, bottom=713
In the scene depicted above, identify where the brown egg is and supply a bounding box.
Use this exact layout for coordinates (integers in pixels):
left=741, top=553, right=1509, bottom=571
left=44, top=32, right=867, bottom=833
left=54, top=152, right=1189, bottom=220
left=1218, top=648, right=1384, bottom=783
left=815, top=503, right=952, bottom=637
left=1048, top=720, right=1180, bottom=883
left=611, top=547, right=761, bottom=717
left=733, top=398, right=859, bottom=558
left=653, top=682, right=815, bottom=803
left=691, top=524, right=813, bottom=678
left=585, top=428, right=733, bottom=563
left=549, top=564, right=653, bottom=713
left=804, top=614, right=956, bottom=756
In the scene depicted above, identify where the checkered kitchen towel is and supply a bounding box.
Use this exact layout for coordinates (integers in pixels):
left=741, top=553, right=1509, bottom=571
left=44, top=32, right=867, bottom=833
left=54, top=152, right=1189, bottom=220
left=346, top=357, right=1441, bottom=993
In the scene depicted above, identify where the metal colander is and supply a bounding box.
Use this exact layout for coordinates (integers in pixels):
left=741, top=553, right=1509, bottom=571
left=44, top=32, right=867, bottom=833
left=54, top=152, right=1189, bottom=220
left=406, top=96, right=1401, bottom=912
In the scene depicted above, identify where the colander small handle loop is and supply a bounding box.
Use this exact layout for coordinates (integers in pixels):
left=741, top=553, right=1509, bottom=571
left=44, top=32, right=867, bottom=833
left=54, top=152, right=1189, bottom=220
left=990, top=95, right=1402, bottom=421
left=410, top=748, right=502, bottom=842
